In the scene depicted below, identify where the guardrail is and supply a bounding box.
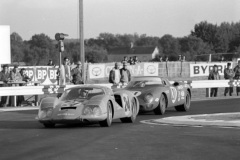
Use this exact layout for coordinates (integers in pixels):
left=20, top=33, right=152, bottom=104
left=0, top=80, right=239, bottom=107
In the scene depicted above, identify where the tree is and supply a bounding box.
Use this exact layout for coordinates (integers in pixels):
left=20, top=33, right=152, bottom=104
left=191, top=21, right=217, bottom=47
left=10, top=32, right=24, bottom=63
left=178, top=36, right=212, bottom=61
left=85, top=45, right=108, bottom=63
left=158, top=34, right=180, bottom=61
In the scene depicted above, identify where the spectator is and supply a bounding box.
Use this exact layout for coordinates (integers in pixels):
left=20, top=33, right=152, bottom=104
left=20, top=68, right=30, bottom=83
left=122, top=56, right=128, bottom=64
left=71, top=61, right=84, bottom=84
left=224, top=63, right=235, bottom=96
left=0, top=64, right=10, bottom=107
left=159, top=56, right=163, bottom=62
left=128, top=57, right=134, bottom=65
left=233, top=60, right=240, bottom=96
left=109, top=62, right=121, bottom=85
left=221, top=57, right=225, bottom=62
left=10, top=65, right=22, bottom=106
left=120, top=62, right=131, bottom=85
left=17, top=68, right=31, bottom=106
left=10, top=65, right=22, bottom=82
left=47, top=60, right=55, bottom=66
left=133, top=56, right=140, bottom=64
left=208, top=65, right=220, bottom=97
left=59, top=57, right=71, bottom=85
left=182, top=56, right=186, bottom=62
left=178, top=55, right=182, bottom=61
left=165, top=56, right=169, bottom=62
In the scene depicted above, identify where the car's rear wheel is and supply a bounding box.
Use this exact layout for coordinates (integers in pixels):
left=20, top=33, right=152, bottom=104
left=43, top=123, right=55, bottom=128
left=153, top=94, right=166, bottom=115
left=120, top=98, right=137, bottom=123
left=175, top=91, right=191, bottom=111
left=99, top=101, right=113, bottom=127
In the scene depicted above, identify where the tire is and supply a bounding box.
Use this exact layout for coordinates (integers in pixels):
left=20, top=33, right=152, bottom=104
left=153, top=94, right=166, bottom=115
left=120, top=98, right=137, bottom=123
left=99, top=101, right=113, bottom=127
left=43, top=123, right=55, bottom=128
left=175, top=91, right=191, bottom=112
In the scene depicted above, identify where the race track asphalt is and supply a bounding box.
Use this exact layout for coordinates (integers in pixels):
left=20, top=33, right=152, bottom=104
left=0, top=98, right=240, bottom=160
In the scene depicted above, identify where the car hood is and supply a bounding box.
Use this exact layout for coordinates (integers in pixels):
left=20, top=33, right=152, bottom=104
left=125, top=85, right=161, bottom=94
left=57, top=99, right=88, bottom=108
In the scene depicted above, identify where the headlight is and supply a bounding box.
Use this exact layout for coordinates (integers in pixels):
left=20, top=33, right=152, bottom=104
left=83, top=106, right=92, bottom=115
left=39, top=107, right=53, bottom=119
left=83, top=106, right=101, bottom=116
left=46, top=108, right=53, bottom=117
left=93, top=107, right=101, bottom=116
left=144, top=93, right=154, bottom=103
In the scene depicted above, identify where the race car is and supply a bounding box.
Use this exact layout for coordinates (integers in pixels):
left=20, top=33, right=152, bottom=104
left=37, top=85, right=139, bottom=128
left=123, top=76, right=191, bottom=115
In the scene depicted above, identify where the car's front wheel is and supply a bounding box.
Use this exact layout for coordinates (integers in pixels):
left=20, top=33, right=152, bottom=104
left=175, top=91, right=191, bottom=111
left=120, top=98, right=137, bottom=123
left=99, top=101, right=113, bottom=127
left=153, top=94, right=166, bottom=115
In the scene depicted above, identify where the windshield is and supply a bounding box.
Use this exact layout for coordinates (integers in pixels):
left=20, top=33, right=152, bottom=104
left=60, top=87, right=104, bottom=101
left=126, top=80, right=163, bottom=88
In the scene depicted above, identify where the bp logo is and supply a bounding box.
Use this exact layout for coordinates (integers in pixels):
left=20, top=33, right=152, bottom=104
left=147, top=65, right=156, bottom=74
left=92, top=67, right=102, bottom=76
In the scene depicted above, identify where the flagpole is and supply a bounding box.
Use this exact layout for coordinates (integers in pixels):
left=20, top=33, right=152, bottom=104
left=79, top=0, right=85, bottom=83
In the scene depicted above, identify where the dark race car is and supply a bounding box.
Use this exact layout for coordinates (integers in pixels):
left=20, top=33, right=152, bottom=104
left=123, top=76, right=191, bottom=115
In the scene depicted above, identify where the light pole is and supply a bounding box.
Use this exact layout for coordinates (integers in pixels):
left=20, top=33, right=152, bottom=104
left=79, top=0, right=85, bottom=83
left=55, top=33, right=68, bottom=85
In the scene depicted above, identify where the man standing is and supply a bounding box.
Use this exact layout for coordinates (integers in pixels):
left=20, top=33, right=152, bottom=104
left=59, top=57, right=71, bottom=85
left=122, top=56, right=128, bottom=64
left=71, top=61, right=83, bottom=84
left=109, top=62, right=121, bottom=85
left=233, top=60, right=240, bottom=96
left=224, top=63, right=235, bottom=96
left=208, top=65, right=220, bottom=97
left=10, top=65, right=22, bottom=82
left=0, top=65, right=10, bottom=107
left=120, top=62, right=131, bottom=85
left=133, top=56, right=140, bottom=64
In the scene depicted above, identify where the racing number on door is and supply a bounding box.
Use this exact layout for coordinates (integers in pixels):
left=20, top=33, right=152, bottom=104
left=170, top=87, right=177, bottom=103
left=123, top=94, right=130, bottom=113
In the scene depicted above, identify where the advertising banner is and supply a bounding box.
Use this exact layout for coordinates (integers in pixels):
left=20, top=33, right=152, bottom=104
left=18, top=66, right=58, bottom=85
left=190, top=63, right=231, bottom=77
left=88, top=64, right=105, bottom=79
left=88, top=63, right=159, bottom=79
left=143, top=63, right=159, bottom=76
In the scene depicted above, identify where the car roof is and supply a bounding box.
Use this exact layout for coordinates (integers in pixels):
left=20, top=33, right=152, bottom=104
left=67, top=84, right=109, bottom=90
left=132, top=76, right=163, bottom=81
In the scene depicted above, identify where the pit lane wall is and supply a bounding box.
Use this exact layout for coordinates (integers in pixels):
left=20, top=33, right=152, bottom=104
left=15, top=61, right=238, bottom=85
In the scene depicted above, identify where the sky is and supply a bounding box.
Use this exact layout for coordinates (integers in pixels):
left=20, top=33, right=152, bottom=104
left=0, top=0, right=240, bottom=41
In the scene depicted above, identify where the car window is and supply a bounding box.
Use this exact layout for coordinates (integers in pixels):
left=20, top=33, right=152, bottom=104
left=60, top=88, right=104, bottom=100
left=127, top=80, right=163, bottom=88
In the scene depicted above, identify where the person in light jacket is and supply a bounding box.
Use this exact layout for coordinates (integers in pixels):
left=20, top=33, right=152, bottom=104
left=208, top=65, right=220, bottom=97
left=224, top=63, right=235, bottom=96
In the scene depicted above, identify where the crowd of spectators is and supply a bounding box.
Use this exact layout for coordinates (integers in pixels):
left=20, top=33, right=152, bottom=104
left=208, top=60, right=240, bottom=97
left=121, top=56, right=140, bottom=65
left=0, top=65, right=30, bottom=107
left=58, top=57, right=84, bottom=85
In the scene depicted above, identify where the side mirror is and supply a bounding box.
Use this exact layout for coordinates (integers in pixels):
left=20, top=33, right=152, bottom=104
left=173, top=82, right=179, bottom=86
left=57, top=93, right=62, bottom=99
